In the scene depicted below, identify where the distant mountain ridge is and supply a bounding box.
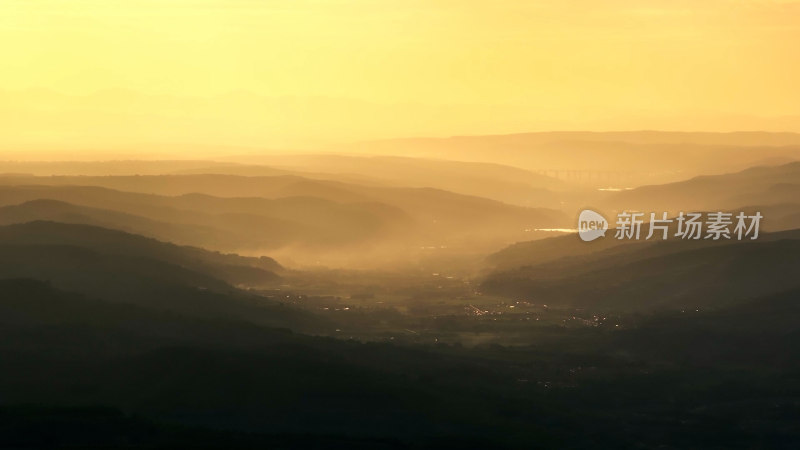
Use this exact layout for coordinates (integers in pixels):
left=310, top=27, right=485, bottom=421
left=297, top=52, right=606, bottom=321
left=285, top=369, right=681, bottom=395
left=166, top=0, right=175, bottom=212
left=342, top=131, right=800, bottom=185
left=0, top=176, right=568, bottom=264
left=603, top=161, right=800, bottom=213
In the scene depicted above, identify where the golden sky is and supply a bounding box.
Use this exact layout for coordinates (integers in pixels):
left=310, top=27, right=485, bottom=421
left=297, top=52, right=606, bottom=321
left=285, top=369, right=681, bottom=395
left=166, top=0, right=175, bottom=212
left=1, top=0, right=799, bottom=153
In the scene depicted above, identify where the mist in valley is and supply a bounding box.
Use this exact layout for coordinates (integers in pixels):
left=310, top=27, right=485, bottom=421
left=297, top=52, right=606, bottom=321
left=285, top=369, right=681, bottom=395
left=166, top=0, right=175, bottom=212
left=3, top=1, right=800, bottom=448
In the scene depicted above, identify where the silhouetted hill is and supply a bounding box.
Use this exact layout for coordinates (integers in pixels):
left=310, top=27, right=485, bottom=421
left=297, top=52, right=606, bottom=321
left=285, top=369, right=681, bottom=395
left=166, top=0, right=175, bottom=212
left=605, top=161, right=800, bottom=213
left=0, top=220, right=282, bottom=278
left=0, top=199, right=247, bottom=250
left=0, top=278, right=562, bottom=447
left=0, top=223, right=341, bottom=333
left=217, top=154, right=570, bottom=207
left=0, top=180, right=568, bottom=261
left=0, top=222, right=326, bottom=326
left=480, top=161, right=800, bottom=273
left=613, top=287, right=800, bottom=368
left=0, top=159, right=295, bottom=176
left=0, top=278, right=315, bottom=352
left=0, top=185, right=415, bottom=252
left=2, top=276, right=798, bottom=448
left=486, top=231, right=640, bottom=271
left=0, top=174, right=566, bottom=223
left=0, top=174, right=371, bottom=201
left=483, top=232, right=800, bottom=311
left=487, top=221, right=800, bottom=274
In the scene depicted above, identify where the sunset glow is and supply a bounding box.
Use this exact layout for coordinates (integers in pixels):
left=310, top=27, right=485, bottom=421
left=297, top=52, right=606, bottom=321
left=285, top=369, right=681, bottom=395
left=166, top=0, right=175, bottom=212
left=2, top=0, right=800, bottom=154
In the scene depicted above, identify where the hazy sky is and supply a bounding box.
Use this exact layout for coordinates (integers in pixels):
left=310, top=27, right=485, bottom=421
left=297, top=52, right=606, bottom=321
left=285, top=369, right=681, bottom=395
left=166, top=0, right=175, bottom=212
left=2, top=0, right=799, bottom=153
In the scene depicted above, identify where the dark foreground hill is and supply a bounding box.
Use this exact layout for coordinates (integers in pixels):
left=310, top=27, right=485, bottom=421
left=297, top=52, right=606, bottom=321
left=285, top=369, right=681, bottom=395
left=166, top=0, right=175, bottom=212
left=0, top=278, right=798, bottom=448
